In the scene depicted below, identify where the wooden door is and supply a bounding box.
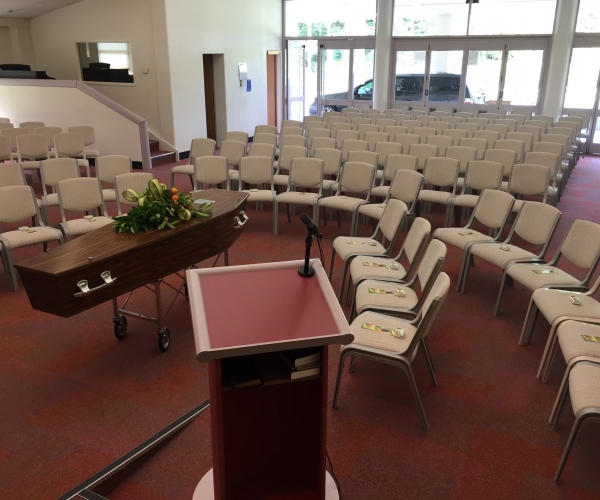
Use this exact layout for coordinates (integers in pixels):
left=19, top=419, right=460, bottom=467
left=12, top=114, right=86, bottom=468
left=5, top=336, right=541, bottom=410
left=203, top=54, right=217, bottom=141
left=267, top=54, right=277, bottom=126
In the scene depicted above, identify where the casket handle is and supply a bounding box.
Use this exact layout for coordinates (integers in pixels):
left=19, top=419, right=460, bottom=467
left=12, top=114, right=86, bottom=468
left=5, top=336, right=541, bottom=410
left=74, top=271, right=117, bottom=298
left=233, top=211, right=249, bottom=230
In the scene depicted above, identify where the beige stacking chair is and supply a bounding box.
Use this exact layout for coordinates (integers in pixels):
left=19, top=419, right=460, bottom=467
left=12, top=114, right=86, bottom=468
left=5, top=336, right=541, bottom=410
left=335, top=130, right=360, bottom=149
left=0, top=185, right=63, bottom=291
left=0, top=123, right=14, bottom=131
left=517, top=125, right=542, bottom=143
left=255, top=125, right=277, bottom=136
left=413, top=128, right=437, bottom=142
left=194, top=156, right=230, bottom=191
left=54, top=133, right=90, bottom=177
left=342, top=108, right=360, bottom=116
left=435, top=105, right=454, bottom=116
left=170, top=138, right=216, bottom=187
left=459, top=137, right=488, bottom=160
left=507, top=131, right=534, bottom=153
left=248, top=142, right=275, bottom=162
left=446, top=145, right=477, bottom=184
left=430, top=111, right=450, bottom=121
left=114, top=172, right=154, bottom=216
left=454, top=112, right=473, bottom=121
left=496, top=220, right=600, bottom=317
left=280, top=134, right=307, bottom=150
left=363, top=109, right=382, bottom=117
left=442, top=117, right=463, bottom=127
left=426, top=135, right=453, bottom=156
left=468, top=118, right=489, bottom=129
left=551, top=360, right=600, bottom=481
left=461, top=105, right=480, bottom=117
left=329, top=199, right=407, bottom=298
left=220, top=140, right=247, bottom=184
left=20, top=121, right=45, bottom=133
left=40, top=158, right=80, bottom=221
left=357, top=124, right=380, bottom=140
left=333, top=272, right=450, bottom=430
left=95, top=155, right=132, bottom=204
left=36, top=126, right=62, bottom=153
left=281, top=119, right=302, bottom=130
left=525, top=119, right=548, bottom=134
left=310, top=137, right=336, bottom=156
left=68, top=126, right=99, bottom=157
left=429, top=121, right=451, bottom=135
left=442, top=128, right=468, bottom=142
left=278, top=127, right=304, bottom=153
left=324, top=113, right=343, bottom=125
left=274, top=157, right=324, bottom=236
left=16, top=134, right=49, bottom=182
left=417, top=157, right=460, bottom=227
left=2, top=127, right=28, bottom=159
left=340, top=139, right=369, bottom=162
left=506, top=113, right=527, bottom=126
left=384, top=108, right=401, bottom=117
left=433, top=189, right=515, bottom=285
left=331, top=122, right=354, bottom=137
left=495, top=119, right=518, bottom=133
left=375, top=119, right=396, bottom=130
left=459, top=201, right=561, bottom=294
left=307, top=128, right=331, bottom=146
left=394, top=133, right=421, bottom=150
left=253, top=133, right=277, bottom=147
left=0, top=162, right=27, bottom=187
left=402, top=121, right=423, bottom=134
left=479, top=112, right=499, bottom=123
left=456, top=123, right=479, bottom=137
left=371, top=154, right=418, bottom=199
left=484, top=149, right=518, bottom=189
left=304, top=121, right=327, bottom=134
left=409, top=143, right=439, bottom=171
left=347, top=151, right=378, bottom=173
left=56, top=177, right=113, bottom=241
left=384, top=126, right=408, bottom=137
left=524, top=151, right=561, bottom=202
left=225, top=131, right=249, bottom=145
left=373, top=142, right=403, bottom=179
left=474, top=130, right=499, bottom=148
left=316, top=161, right=375, bottom=230
left=274, top=145, right=307, bottom=187
left=415, top=116, right=436, bottom=127
left=364, top=132, right=389, bottom=151
left=313, top=148, right=342, bottom=194
left=351, top=117, right=372, bottom=128
left=345, top=112, right=362, bottom=122
left=406, top=110, right=426, bottom=119
left=238, top=156, right=276, bottom=229
left=0, top=136, right=11, bottom=163
left=494, top=139, right=525, bottom=163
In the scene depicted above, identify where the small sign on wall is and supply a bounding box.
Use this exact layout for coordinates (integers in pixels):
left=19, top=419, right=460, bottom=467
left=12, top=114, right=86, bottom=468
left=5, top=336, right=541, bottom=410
left=246, top=79, right=251, bottom=92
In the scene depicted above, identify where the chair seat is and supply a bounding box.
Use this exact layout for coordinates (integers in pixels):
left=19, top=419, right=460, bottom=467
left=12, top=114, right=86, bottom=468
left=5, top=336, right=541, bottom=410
left=229, top=169, right=239, bottom=181
left=0, top=226, right=62, bottom=250
left=273, top=174, right=289, bottom=186
left=43, top=193, right=59, bottom=207
left=319, top=196, right=366, bottom=212
left=355, top=279, right=418, bottom=315
left=532, top=288, right=600, bottom=326
left=20, top=160, right=42, bottom=169
left=434, top=228, right=494, bottom=250
left=76, top=159, right=89, bottom=167
left=242, top=189, right=275, bottom=202
left=350, top=255, right=407, bottom=285
left=418, top=190, right=453, bottom=204
left=376, top=170, right=384, bottom=180
left=84, top=148, right=100, bottom=157
left=370, top=185, right=390, bottom=198
left=506, top=263, right=580, bottom=292
left=344, top=311, right=417, bottom=354
left=452, top=194, right=479, bottom=208
left=102, top=188, right=116, bottom=202
left=470, top=242, right=537, bottom=269
left=568, top=363, right=600, bottom=416
left=63, top=217, right=114, bottom=237
left=325, top=180, right=339, bottom=192
left=332, top=236, right=386, bottom=262
left=558, top=321, right=600, bottom=366
left=276, top=191, right=321, bottom=205
left=171, top=164, right=194, bottom=175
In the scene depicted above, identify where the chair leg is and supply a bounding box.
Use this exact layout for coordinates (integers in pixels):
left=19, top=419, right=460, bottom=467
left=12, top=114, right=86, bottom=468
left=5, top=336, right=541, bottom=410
left=538, top=321, right=562, bottom=382
left=345, top=279, right=354, bottom=307
left=518, top=301, right=539, bottom=345
left=336, top=209, right=342, bottom=228
left=404, top=364, right=430, bottom=430
left=273, top=199, right=278, bottom=235
left=494, top=273, right=509, bottom=317
left=224, top=249, right=229, bottom=266
left=421, top=338, right=437, bottom=386
left=458, top=250, right=474, bottom=294
left=170, top=171, right=175, bottom=187
left=332, top=351, right=348, bottom=410
left=328, top=247, right=336, bottom=280
left=286, top=203, right=291, bottom=223
left=554, top=416, right=584, bottom=482
left=338, top=260, right=350, bottom=301
left=550, top=367, right=572, bottom=428
left=1, top=246, right=18, bottom=292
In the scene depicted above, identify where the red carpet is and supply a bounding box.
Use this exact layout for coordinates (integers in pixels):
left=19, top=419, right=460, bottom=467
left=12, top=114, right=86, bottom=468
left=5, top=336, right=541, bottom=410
left=2, top=156, right=600, bottom=499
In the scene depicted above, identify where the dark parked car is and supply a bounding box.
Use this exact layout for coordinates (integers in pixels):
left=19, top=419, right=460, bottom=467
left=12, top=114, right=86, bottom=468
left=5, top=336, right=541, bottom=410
left=309, top=73, right=479, bottom=114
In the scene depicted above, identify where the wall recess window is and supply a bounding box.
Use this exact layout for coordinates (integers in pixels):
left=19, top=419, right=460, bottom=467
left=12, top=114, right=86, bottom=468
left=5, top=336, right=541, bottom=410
left=77, top=42, right=134, bottom=83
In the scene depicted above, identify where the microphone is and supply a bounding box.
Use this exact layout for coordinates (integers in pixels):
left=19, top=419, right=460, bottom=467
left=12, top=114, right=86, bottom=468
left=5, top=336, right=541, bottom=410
left=300, top=213, right=319, bottom=234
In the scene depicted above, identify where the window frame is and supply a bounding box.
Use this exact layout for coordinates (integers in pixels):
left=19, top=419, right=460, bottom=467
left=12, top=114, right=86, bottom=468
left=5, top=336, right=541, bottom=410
left=75, top=40, right=135, bottom=87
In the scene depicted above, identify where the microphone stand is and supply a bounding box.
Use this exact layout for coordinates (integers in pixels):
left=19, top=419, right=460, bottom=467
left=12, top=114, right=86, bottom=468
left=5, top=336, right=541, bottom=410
left=298, top=230, right=321, bottom=278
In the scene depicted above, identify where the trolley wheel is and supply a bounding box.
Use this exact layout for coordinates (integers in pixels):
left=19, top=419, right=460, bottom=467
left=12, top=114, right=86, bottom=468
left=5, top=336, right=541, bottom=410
left=113, top=315, right=127, bottom=340
left=158, top=329, right=171, bottom=352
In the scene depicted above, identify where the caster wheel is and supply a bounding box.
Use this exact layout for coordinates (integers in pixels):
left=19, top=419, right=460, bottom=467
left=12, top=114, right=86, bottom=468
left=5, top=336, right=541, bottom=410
left=113, top=315, right=127, bottom=340
left=158, top=329, right=171, bottom=352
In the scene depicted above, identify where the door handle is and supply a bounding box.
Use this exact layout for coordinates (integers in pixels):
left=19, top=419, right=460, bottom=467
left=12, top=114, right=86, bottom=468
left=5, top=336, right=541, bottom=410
left=425, top=90, right=429, bottom=96
left=233, top=211, right=249, bottom=229
left=75, top=271, right=116, bottom=298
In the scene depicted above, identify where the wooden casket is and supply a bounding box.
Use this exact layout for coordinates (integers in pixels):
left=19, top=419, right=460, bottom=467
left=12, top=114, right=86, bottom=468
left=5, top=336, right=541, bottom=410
left=15, top=189, right=249, bottom=318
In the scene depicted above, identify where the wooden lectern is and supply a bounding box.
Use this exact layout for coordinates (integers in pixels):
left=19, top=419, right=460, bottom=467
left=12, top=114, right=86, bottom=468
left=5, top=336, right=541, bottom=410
left=187, top=259, right=353, bottom=500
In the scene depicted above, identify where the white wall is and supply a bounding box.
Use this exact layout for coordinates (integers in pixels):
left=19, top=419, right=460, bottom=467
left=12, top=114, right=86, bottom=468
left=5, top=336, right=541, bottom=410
left=0, top=27, right=12, bottom=65
left=0, top=17, right=36, bottom=68
left=29, top=0, right=171, bottom=143
left=164, top=0, right=282, bottom=150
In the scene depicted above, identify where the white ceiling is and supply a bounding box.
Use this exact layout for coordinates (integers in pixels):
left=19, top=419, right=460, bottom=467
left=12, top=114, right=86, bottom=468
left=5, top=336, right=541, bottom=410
left=0, top=0, right=84, bottom=18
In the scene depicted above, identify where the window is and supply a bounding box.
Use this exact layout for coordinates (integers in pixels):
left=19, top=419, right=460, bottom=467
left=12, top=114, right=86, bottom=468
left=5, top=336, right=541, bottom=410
left=468, top=0, right=557, bottom=36
left=77, top=42, right=134, bottom=83
left=393, top=0, right=469, bottom=37
left=285, top=0, right=377, bottom=37
left=563, top=47, right=600, bottom=109
left=576, top=0, right=600, bottom=33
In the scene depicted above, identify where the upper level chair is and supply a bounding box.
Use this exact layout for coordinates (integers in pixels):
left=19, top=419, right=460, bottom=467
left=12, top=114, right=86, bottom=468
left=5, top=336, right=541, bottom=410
left=0, top=185, right=63, bottom=291
left=68, top=126, right=99, bottom=157
left=54, top=133, right=90, bottom=177
left=114, top=172, right=154, bottom=216
left=56, top=177, right=113, bottom=241
left=95, top=155, right=132, bottom=203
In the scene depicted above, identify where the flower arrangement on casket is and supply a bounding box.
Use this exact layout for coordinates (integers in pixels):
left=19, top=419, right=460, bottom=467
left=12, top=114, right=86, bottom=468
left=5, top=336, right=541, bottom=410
left=113, top=179, right=212, bottom=234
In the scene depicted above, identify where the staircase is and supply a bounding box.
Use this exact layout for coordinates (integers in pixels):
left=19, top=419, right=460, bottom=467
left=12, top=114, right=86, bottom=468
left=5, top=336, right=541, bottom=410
left=149, top=139, right=177, bottom=167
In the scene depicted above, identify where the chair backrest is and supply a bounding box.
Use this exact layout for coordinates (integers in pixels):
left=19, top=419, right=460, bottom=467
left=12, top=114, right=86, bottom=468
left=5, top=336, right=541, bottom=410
left=416, top=239, right=447, bottom=296
left=532, top=115, right=554, bottom=129
left=189, top=138, right=216, bottom=162
left=532, top=141, right=563, bottom=157
left=281, top=120, right=302, bottom=129
left=401, top=217, right=431, bottom=271
left=468, top=118, right=489, bottom=128
left=461, top=105, right=480, bottom=117
left=114, top=172, right=154, bottom=215
left=513, top=201, right=561, bottom=247
left=57, top=177, right=104, bottom=215
left=310, top=137, right=336, bottom=156
left=279, top=145, right=308, bottom=170
left=281, top=134, right=307, bottom=148
left=0, top=185, right=39, bottom=223
left=0, top=162, right=27, bottom=187
left=430, top=111, right=450, bottom=121
left=2, top=128, right=28, bottom=150
left=378, top=199, right=408, bottom=243
left=335, top=130, right=360, bottom=148
left=426, top=135, right=453, bottom=156
left=331, top=122, right=354, bottom=135
left=516, top=125, right=542, bottom=142
left=434, top=105, right=454, bottom=115
left=324, top=113, right=344, bottom=125
left=474, top=130, right=500, bottom=147
left=550, top=126, right=575, bottom=142
left=388, top=169, right=424, bottom=208
left=249, top=143, right=275, bottom=160
left=338, top=161, right=375, bottom=197
left=374, top=142, right=403, bottom=168
left=225, top=131, right=249, bottom=145
left=68, top=126, right=95, bottom=146
left=403, top=121, right=423, bottom=134
left=345, top=112, right=362, bottom=122
left=348, top=150, right=378, bottom=170
left=364, top=132, right=389, bottom=151
left=384, top=108, right=401, bottom=117
left=351, top=117, right=372, bottom=128
left=0, top=136, right=10, bottom=161
left=342, top=107, right=360, bottom=116
left=313, top=148, right=342, bottom=176
left=341, top=139, right=368, bottom=161
left=454, top=112, right=473, bottom=121
left=307, top=128, right=331, bottom=144
left=506, top=113, right=527, bottom=126
left=541, top=133, right=569, bottom=153
left=357, top=124, right=379, bottom=139
left=524, top=119, right=547, bottom=134
left=495, top=139, right=525, bottom=162
left=363, top=109, right=381, bottom=117
left=560, top=220, right=600, bottom=271
left=220, top=140, right=246, bottom=167
left=554, top=120, right=579, bottom=135
left=428, top=121, right=450, bottom=134
left=406, top=110, right=426, bottom=118
left=375, top=119, right=396, bottom=129
left=54, top=133, right=85, bottom=157
left=393, top=133, right=421, bottom=149
left=281, top=127, right=303, bottom=138
left=289, top=157, right=324, bottom=192
left=463, top=160, right=503, bottom=191
left=413, top=128, right=437, bottom=141
left=508, top=164, right=550, bottom=202
left=415, top=116, right=436, bottom=126
left=479, top=112, right=499, bottom=123
left=455, top=123, right=479, bottom=137
left=385, top=126, right=408, bottom=136
left=239, top=156, right=273, bottom=187
left=384, top=154, right=418, bottom=180
left=423, top=157, right=459, bottom=189
left=484, top=124, right=508, bottom=140
left=305, top=121, right=328, bottom=134
left=96, top=155, right=132, bottom=184
left=442, top=117, right=463, bottom=127
left=495, top=119, right=518, bottom=132
left=0, top=122, right=14, bottom=131
left=255, top=125, right=277, bottom=135
left=472, top=189, right=514, bottom=230
left=253, top=133, right=277, bottom=147
left=446, top=145, right=477, bottom=174
left=524, top=151, right=560, bottom=180
left=409, top=144, right=440, bottom=171
left=36, top=126, right=62, bottom=148
left=40, top=158, right=80, bottom=190
left=194, top=156, right=229, bottom=190
left=17, top=134, right=49, bottom=160
left=20, top=121, right=45, bottom=133
left=484, top=148, right=518, bottom=177
left=442, top=128, right=468, bottom=142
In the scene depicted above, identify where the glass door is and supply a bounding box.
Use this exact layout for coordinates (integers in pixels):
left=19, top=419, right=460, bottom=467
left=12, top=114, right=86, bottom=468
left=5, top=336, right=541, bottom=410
left=426, top=40, right=465, bottom=108
left=464, top=39, right=505, bottom=108
left=351, top=40, right=376, bottom=110
left=286, top=40, right=306, bottom=121
left=391, top=40, right=429, bottom=109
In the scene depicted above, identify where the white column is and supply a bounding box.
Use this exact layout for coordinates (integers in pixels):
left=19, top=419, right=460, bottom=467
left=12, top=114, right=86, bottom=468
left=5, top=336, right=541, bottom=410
left=373, top=0, right=394, bottom=111
left=542, top=0, right=579, bottom=119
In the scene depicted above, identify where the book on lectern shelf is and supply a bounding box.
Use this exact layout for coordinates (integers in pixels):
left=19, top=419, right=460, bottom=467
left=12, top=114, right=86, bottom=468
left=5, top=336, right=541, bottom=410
left=221, top=356, right=262, bottom=390
left=278, top=347, right=322, bottom=380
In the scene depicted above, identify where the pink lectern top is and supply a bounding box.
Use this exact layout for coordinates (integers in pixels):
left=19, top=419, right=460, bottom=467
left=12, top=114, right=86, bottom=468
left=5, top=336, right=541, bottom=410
left=187, top=259, right=353, bottom=362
